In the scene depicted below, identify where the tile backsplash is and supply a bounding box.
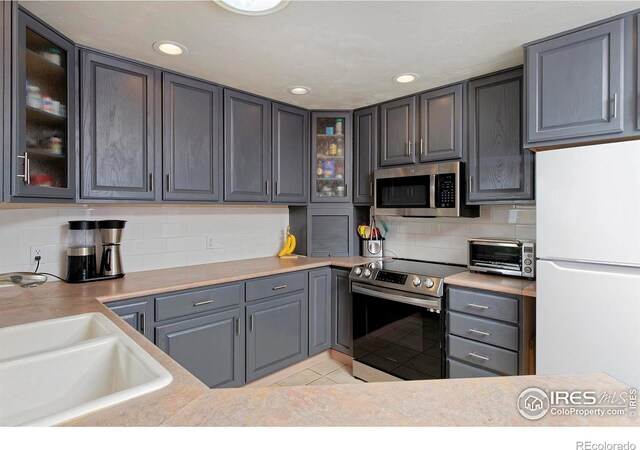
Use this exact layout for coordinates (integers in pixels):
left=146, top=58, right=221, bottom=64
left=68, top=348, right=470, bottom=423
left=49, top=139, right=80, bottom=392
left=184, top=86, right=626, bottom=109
left=381, top=205, right=536, bottom=265
left=0, top=205, right=289, bottom=280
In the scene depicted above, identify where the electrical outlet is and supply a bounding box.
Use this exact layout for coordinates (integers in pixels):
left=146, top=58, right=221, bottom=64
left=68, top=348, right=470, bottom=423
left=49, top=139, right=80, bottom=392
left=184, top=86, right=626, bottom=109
left=206, top=235, right=215, bottom=249
left=30, top=246, right=44, bottom=263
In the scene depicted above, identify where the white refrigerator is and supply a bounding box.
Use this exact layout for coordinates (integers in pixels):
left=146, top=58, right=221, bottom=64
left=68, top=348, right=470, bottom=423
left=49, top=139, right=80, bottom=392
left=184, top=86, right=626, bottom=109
left=536, top=140, right=640, bottom=388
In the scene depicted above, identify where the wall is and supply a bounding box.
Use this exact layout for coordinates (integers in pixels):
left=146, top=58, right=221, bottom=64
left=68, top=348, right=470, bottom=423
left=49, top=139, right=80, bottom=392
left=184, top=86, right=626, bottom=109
left=381, top=205, right=536, bottom=265
left=0, top=205, right=289, bottom=280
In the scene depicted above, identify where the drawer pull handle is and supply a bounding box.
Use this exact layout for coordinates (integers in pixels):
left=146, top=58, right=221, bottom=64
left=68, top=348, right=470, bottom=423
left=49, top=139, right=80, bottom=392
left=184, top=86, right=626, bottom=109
left=272, top=285, right=287, bottom=291
left=469, top=328, right=490, bottom=336
left=468, top=303, right=489, bottom=310
left=193, top=300, right=213, bottom=307
left=468, top=352, right=490, bottom=361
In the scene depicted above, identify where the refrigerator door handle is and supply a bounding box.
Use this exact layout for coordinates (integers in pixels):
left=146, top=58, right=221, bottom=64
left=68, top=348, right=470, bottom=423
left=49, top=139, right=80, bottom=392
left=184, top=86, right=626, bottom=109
left=541, top=258, right=640, bottom=275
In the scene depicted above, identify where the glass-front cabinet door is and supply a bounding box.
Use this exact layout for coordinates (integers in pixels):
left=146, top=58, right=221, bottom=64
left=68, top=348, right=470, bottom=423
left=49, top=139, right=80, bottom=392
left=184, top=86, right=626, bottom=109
left=14, top=11, right=75, bottom=199
left=311, top=111, right=352, bottom=203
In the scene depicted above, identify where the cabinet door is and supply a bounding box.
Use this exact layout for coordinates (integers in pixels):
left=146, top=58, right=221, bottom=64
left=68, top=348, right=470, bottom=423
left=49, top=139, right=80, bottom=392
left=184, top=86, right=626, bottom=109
left=467, top=68, right=534, bottom=203
left=81, top=51, right=158, bottom=200
left=272, top=103, right=308, bottom=204
left=156, top=309, right=244, bottom=388
left=308, top=206, right=355, bottom=257
left=14, top=11, right=76, bottom=199
left=308, top=268, right=331, bottom=356
left=526, top=19, right=624, bottom=143
left=162, top=73, right=222, bottom=202
left=246, top=292, right=308, bottom=382
left=1, top=2, right=6, bottom=200
left=224, top=89, right=270, bottom=202
left=353, top=107, right=377, bottom=205
left=418, top=84, right=463, bottom=162
left=331, top=268, right=352, bottom=355
left=379, top=96, right=416, bottom=166
left=108, top=298, right=152, bottom=341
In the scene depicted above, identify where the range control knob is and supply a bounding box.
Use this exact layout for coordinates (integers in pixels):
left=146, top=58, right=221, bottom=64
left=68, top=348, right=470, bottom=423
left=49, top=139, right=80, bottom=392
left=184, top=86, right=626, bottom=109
left=363, top=268, right=372, bottom=277
left=411, top=277, right=421, bottom=287
left=424, top=278, right=435, bottom=288
left=354, top=267, right=362, bottom=276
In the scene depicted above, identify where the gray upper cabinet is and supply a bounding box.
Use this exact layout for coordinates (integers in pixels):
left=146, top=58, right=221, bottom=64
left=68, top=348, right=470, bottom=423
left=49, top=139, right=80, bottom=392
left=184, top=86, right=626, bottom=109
left=525, top=18, right=624, bottom=144
left=467, top=68, right=534, bottom=203
left=418, top=84, right=464, bottom=162
left=331, top=268, right=352, bottom=355
left=81, top=51, right=159, bottom=200
left=272, top=103, right=308, bottom=204
left=162, top=73, right=222, bottom=202
left=353, top=106, right=377, bottom=205
left=379, top=96, right=416, bottom=166
left=308, top=268, right=332, bottom=356
left=224, top=89, right=271, bottom=202
left=107, top=297, right=153, bottom=341
left=246, top=291, right=308, bottom=382
left=14, top=10, right=76, bottom=200
left=156, top=308, right=244, bottom=388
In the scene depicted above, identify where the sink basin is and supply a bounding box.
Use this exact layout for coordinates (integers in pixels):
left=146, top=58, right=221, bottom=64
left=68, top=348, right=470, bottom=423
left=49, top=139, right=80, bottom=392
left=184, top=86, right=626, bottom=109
left=0, top=313, right=172, bottom=426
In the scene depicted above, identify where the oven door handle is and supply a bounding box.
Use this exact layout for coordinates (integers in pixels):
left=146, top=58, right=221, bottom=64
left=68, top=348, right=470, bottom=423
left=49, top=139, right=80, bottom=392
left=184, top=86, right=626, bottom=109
left=351, top=283, right=441, bottom=311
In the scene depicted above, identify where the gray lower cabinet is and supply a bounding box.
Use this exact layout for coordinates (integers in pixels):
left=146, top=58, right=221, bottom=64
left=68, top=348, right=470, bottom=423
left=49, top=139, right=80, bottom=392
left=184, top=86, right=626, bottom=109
left=224, top=89, right=271, bottom=202
left=245, top=291, right=308, bottom=382
left=418, top=84, right=464, bottom=162
left=308, top=268, right=332, bottom=356
left=353, top=106, right=377, bottom=205
left=272, top=103, right=308, bottom=204
left=156, top=308, right=244, bottom=388
left=445, top=285, right=535, bottom=378
left=379, top=96, right=416, bottom=166
left=162, top=73, right=222, bottom=202
left=107, top=297, right=153, bottom=341
left=81, top=50, right=159, bottom=200
left=467, top=68, right=534, bottom=204
left=331, top=268, right=352, bottom=355
left=525, top=18, right=624, bottom=144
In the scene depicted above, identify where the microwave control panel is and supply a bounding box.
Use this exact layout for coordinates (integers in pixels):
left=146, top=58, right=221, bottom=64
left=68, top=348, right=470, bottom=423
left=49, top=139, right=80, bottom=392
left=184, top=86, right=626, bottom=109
left=436, top=173, right=456, bottom=208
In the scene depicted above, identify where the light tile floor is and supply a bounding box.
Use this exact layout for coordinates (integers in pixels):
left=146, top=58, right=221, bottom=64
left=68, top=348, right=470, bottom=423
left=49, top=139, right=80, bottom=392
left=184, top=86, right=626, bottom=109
left=270, top=359, right=364, bottom=387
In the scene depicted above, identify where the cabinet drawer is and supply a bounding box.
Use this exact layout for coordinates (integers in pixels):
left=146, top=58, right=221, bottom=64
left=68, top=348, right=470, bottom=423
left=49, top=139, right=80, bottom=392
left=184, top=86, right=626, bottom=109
left=246, top=271, right=307, bottom=302
left=447, top=335, right=518, bottom=375
left=447, top=311, right=518, bottom=351
left=155, top=283, right=243, bottom=322
left=447, top=287, right=519, bottom=323
left=447, top=358, right=500, bottom=379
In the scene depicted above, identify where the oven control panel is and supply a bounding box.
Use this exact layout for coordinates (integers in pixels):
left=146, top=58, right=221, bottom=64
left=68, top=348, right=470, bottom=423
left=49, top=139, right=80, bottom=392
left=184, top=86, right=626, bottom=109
left=349, top=266, right=443, bottom=297
left=375, top=271, right=407, bottom=284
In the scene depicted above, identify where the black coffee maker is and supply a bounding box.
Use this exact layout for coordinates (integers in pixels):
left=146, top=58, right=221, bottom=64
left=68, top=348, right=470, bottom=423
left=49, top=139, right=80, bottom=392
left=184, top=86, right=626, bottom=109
left=66, top=220, right=97, bottom=282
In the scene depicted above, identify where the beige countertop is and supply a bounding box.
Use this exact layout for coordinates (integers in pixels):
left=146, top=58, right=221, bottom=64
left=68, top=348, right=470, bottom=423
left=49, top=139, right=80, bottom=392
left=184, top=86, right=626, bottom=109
left=4, top=255, right=628, bottom=427
left=445, top=271, right=537, bottom=297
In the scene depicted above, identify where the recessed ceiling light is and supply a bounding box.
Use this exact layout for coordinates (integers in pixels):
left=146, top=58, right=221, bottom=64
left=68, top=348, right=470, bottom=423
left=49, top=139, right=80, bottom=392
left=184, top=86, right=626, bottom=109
left=393, top=73, right=418, bottom=84
left=216, top=0, right=290, bottom=16
left=289, top=86, right=310, bottom=95
left=153, top=41, right=187, bottom=56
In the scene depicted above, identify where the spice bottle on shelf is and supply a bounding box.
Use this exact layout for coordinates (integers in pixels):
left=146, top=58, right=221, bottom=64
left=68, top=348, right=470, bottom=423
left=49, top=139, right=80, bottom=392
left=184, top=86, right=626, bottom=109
left=316, top=160, right=324, bottom=177
left=26, top=83, right=42, bottom=109
left=335, top=118, right=344, bottom=134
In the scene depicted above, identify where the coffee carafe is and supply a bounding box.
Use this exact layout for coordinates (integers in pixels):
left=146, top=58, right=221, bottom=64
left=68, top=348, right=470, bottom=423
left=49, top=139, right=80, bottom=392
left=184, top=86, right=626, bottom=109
left=98, top=220, right=126, bottom=278
left=66, top=220, right=97, bottom=282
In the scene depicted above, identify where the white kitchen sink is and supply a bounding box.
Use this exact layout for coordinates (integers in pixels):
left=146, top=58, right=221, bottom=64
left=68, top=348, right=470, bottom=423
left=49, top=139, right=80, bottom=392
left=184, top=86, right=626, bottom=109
left=0, top=313, right=172, bottom=426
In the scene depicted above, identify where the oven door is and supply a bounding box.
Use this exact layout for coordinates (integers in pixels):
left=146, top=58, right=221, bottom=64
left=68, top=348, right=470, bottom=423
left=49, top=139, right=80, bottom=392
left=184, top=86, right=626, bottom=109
left=351, top=283, right=444, bottom=382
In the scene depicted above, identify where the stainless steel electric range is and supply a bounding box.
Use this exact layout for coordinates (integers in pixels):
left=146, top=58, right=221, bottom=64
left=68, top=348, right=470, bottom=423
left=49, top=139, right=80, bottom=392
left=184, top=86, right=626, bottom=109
left=349, top=258, right=467, bottom=382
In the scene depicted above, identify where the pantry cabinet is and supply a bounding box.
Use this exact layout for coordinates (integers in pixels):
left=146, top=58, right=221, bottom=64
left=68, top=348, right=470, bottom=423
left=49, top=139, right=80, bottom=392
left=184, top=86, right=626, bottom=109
left=81, top=50, right=159, bottom=200
left=13, top=10, right=76, bottom=200
left=379, top=96, right=416, bottom=166
left=272, top=103, right=308, bottom=204
left=162, top=73, right=222, bottom=202
left=224, top=89, right=271, bottom=202
left=418, top=84, right=464, bottom=162
left=467, top=68, right=534, bottom=203
left=353, top=106, right=377, bottom=205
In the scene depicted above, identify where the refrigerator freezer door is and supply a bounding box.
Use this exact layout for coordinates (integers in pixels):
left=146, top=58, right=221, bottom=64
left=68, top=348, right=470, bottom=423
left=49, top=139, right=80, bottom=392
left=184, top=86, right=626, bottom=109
left=536, top=141, right=640, bottom=266
left=537, top=260, right=640, bottom=387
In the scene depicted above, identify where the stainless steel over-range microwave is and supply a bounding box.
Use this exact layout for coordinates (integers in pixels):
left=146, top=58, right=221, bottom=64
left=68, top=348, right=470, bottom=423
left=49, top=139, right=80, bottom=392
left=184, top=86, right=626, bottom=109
left=468, top=238, right=536, bottom=279
left=372, top=162, right=479, bottom=218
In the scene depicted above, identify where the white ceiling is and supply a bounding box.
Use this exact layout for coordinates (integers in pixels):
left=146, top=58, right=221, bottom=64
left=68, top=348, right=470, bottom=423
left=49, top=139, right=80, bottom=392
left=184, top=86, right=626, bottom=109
left=20, top=0, right=640, bottom=109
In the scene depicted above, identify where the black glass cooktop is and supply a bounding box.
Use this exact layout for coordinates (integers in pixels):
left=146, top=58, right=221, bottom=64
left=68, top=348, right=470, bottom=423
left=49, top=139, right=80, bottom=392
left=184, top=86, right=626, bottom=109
left=373, top=258, right=467, bottom=279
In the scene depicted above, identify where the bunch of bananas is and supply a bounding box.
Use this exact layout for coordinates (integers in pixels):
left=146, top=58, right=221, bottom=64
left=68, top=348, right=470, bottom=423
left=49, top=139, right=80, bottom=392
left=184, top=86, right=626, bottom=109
left=278, top=226, right=297, bottom=257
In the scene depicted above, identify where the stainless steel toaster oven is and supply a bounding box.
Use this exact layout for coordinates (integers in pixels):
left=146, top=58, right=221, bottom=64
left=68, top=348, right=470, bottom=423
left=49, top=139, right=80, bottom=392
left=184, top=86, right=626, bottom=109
left=468, top=238, right=535, bottom=278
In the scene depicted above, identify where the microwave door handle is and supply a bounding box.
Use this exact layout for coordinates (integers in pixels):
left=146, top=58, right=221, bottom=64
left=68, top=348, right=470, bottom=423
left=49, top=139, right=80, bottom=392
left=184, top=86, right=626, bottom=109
left=429, top=174, right=436, bottom=209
